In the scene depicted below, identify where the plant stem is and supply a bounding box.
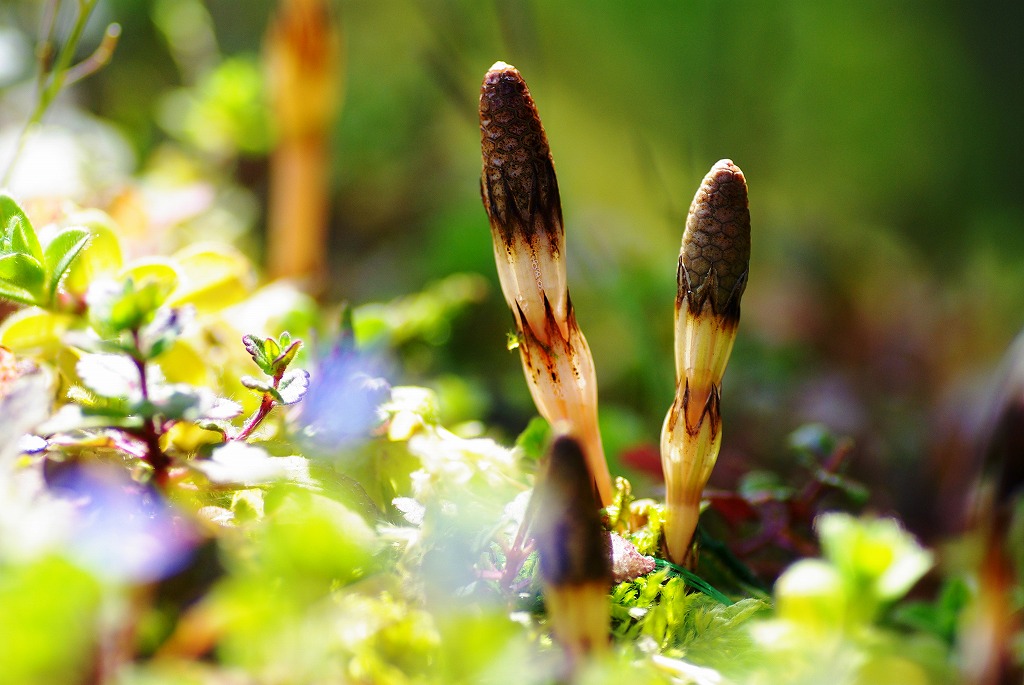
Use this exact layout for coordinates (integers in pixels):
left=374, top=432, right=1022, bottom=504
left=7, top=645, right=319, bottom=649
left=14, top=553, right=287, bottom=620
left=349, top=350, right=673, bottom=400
left=131, top=330, right=170, bottom=487
left=234, top=367, right=285, bottom=442
left=235, top=393, right=276, bottom=442
left=2, top=0, right=112, bottom=186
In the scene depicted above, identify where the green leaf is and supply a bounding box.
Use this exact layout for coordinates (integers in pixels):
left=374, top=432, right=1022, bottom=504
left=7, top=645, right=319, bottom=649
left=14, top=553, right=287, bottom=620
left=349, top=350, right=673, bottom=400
left=276, top=369, right=310, bottom=405
left=257, top=489, right=380, bottom=585
left=59, top=211, right=124, bottom=297
left=242, top=334, right=273, bottom=375
left=652, top=558, right=734, bottom=605
left=36, top=403, right=143, bottom=434
left=774, top=558, right=847, bottom=627
left=240, top=375, right=275, bottom=394
left=194, top=442, right=314, bottom=487
left=76, top=353, right=142, bottom=400
left=42, top=227, right=91, bottom=305
left=0, top=278, right=42, bottom=307
left=0, top=193, right=43, bottom=262
left=120, top=260, right=180, bottom=295
left=147, top=385, right=241, bottom=422
left=0, top=308, right=75, bottom=352
left=0, top=556, right=102, bottom=685
left=196, top=420, right=231, bottom=436
left=514, top=416, right=551, bottom=463
left=271, top=338, right=302, bottom=373
left=243, top=333, right=305, bottom=379
left=264, top=337, right=281, bottom=362
left=168, top=243, right=255, bottom=314
left=788, top=423, right=840, bottom=465
left=0, top=252, right=45, bottom=302
left=738, top=470, right=794, bottom=500
left=817, top=513, right=934, bottom=609
left=889, top=577, right=970, bottom=644
left=138, top=306, right=194, bottom=359
left=87, top=276, right=176, bottom=336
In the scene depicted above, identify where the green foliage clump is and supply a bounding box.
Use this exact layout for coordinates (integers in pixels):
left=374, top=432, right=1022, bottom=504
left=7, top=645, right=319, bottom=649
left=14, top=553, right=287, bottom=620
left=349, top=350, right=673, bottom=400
left=0, top=191, right=987, bottom=684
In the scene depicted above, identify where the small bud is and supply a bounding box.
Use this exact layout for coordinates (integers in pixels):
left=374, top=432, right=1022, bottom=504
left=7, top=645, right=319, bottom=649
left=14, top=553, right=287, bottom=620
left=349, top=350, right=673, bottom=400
left=479, top=61, right=568, bottom=343
left=661, top=160, right=750, bottom=565
left=532, top=436, right=612, bottom=667
left=679, top=160, right=751, bottom=319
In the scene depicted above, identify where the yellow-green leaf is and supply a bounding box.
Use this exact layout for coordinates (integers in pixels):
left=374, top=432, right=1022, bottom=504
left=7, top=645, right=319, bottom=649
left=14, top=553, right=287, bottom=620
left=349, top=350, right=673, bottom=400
left=62, top=213, right=123, bottom=297
left=0, top=193, right=43, bottom=262
left=0, top=252, right=45, bottom=303
left=153, top=338, right=214, bottom=387
left=0, top=308, right=76, bottom=353
left=119, top=259, right=180, bottom=298
left=169, top=243, right=255, bottom=314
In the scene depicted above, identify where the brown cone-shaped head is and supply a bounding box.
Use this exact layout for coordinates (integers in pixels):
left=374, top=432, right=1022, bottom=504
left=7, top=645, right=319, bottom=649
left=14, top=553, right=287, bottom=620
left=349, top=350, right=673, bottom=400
left=479, top=62, right=563, bottom=245
left=680, top=160, right=751, bottom=318
left=532, top=435, right=612, bottom=587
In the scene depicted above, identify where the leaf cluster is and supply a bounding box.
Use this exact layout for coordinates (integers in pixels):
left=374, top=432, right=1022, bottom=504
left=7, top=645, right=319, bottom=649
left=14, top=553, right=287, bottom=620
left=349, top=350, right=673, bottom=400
left=0, top=194, right=983, bottom=685
left=0, top=194, right=90, bottom=309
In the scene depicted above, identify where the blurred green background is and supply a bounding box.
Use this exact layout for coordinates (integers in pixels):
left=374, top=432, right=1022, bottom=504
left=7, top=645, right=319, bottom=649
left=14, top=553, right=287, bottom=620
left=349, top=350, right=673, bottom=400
left=1, top=0, right=1022, bottom=538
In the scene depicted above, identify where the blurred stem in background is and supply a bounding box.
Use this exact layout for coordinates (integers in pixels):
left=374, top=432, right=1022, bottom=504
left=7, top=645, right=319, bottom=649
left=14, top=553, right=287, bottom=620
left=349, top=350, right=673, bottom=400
left=1, top=0, right=120, bottom=185
left=961, top=327, right=1024, bottom=685
left=263, top=0, right=343, bottom=295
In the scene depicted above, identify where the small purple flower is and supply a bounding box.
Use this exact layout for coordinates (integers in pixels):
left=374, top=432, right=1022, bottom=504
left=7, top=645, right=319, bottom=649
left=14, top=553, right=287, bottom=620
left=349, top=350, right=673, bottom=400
left=298, top=347, right=391, bottom=450
left=52, top=467, right=196, bottom=584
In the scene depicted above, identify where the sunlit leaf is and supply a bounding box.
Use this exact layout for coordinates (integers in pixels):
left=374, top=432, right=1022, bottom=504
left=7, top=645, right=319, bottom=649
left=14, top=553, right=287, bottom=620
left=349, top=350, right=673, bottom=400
left=242, top=334, right=266, bottom=367
left=271, top=338, right=301, bottom=373
left=119, top=259, right=180, bottom=296
left=152, top=338, right=213, bottom=387
left=0, top=556, right=101, bottom=685
left=0, top=308, right=75, bottom=352
left=0, top=252, right=45, bottom=302
left=138, top=305, right=195, bottom=359
left=41, top=227, right=90, bottom=305
left=514, top=416, right=551, bottom=463
left=194, top=442, right=314, bottom=487
left=169, top=243, right=255, bottom=314
left=0, top=279, right=39, bottom=307
left=257, top=489, right=380, bottom=585
left=76, top=353, right=141, bottom=400
left=263, top=337, right=281, bottom=362
left=87, top=275, right=177, bottom=337
left=0, top=193, right=43, bottom=262
left=160, top=55, right=271, bottom=156
left=59, top=211, right=124, bottom=296
left=240, top=375, right=275, bottom=394
left=147, top=384, right=241, bottom=422
left=773, top=558, right=847, bottom=627
left=276, top=369, right=309, bottom=405
left=817, top=513, right=933, bottom=604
